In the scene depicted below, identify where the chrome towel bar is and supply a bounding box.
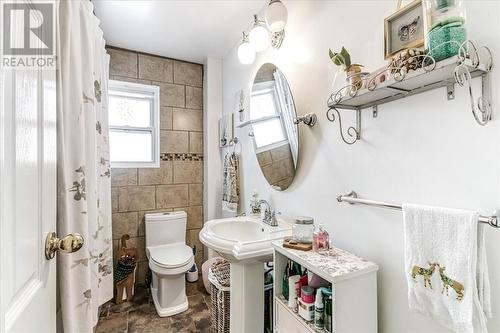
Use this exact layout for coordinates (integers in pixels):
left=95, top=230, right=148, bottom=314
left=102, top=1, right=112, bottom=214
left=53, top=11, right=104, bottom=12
left=337, top=191, right=499, bottom=228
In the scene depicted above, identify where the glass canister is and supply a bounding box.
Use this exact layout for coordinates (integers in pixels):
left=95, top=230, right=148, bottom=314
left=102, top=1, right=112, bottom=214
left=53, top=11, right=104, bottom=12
left=424, top=0, right=467, bottom=62
left=292, top=216, right=314, bottom=243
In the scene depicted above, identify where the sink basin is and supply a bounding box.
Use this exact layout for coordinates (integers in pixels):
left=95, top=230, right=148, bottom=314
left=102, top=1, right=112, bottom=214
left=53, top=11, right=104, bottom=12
left=199, top=216, right=292, bottom=262
left=200, top=216, right=292, bottom=332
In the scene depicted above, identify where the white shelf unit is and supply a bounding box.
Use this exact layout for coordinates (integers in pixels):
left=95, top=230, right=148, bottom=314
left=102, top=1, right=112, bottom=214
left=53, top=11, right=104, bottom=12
left=273, top=243, right=379, bottom=333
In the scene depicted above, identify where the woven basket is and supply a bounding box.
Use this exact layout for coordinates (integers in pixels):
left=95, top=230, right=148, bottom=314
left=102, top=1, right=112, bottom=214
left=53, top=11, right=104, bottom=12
left=208, top=259, right=231, bottom=333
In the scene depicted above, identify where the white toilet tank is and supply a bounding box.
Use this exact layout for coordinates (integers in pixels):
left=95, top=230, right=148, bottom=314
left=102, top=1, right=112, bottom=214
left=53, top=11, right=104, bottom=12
left=145, top=211, right=187, bottom=248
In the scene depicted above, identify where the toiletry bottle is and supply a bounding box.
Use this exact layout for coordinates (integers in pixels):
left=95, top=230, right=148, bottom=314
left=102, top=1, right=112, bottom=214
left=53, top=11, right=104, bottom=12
left=325, top=295, right=332, bottom=333
left=313, top=224, right=330, bottom=252
left=288, top=275, right=300, bottom=312
left=250, top=191, right=260, bottom=216
left=314, top=288, right=324, bottom=330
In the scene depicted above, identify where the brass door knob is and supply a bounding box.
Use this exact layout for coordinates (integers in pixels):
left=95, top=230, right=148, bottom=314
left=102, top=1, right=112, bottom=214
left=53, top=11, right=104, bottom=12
left=45, top=232, right=84, bottom=260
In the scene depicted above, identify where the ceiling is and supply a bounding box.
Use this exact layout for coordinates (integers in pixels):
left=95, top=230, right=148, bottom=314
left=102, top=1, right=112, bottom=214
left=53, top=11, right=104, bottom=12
left=93, top=0, right=267, bottom=64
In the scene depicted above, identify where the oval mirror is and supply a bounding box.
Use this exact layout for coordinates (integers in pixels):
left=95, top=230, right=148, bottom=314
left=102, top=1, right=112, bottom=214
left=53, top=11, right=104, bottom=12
left=250, top=63, right=298, bottom=191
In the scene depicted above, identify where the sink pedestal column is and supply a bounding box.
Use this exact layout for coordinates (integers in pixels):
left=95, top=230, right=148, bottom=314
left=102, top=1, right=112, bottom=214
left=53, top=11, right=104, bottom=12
left=230, top=262, right=264, bottom=333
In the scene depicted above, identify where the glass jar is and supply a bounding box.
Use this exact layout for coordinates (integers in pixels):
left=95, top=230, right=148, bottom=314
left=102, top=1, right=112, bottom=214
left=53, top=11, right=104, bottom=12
left=424, top=0, right=467, bottom=62
left=292, top=216, right=314, bottom=243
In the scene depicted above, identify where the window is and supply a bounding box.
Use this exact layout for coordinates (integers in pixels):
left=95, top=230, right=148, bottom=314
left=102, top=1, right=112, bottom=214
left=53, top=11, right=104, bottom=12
left=108, top=80, right=160, bottom=168
left=250, top=81, right=288, bottom=152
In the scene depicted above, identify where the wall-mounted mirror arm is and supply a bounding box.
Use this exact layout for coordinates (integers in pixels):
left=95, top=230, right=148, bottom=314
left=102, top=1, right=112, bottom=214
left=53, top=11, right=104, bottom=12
left=294, top=113, right=317, bottom=127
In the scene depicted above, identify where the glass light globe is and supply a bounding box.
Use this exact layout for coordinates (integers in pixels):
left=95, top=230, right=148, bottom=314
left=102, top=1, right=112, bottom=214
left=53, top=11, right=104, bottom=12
left=249, top=23, right=270, bottom=52
left=265, top=0, right=288, bottom=32
left=238, top=40, right=256, bottom=64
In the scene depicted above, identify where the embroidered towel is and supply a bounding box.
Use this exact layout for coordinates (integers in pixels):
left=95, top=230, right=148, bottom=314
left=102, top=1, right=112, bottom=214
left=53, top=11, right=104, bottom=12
left=402, top=204, right=491, bottom=332
left=222, top=152, right=239, bottom=213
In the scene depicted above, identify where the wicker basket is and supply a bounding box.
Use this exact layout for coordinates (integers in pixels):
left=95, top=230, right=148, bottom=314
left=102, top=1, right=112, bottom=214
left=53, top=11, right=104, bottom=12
left=208, top=259, right=231, bottom=333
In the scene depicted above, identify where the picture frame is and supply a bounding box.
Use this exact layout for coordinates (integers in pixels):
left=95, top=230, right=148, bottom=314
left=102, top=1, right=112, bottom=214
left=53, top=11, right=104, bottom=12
left=219, top=113, right=234, bottom=148
left=384, top=0, right=424, bottom=59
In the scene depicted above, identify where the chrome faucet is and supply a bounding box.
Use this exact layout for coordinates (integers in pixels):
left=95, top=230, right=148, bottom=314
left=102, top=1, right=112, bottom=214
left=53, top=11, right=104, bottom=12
left=258, top=200, right=278, bottom=227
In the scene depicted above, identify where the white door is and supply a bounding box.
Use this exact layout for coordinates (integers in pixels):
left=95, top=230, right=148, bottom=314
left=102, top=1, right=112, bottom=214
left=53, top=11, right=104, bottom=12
left=0, top=2, right=57, bottom=332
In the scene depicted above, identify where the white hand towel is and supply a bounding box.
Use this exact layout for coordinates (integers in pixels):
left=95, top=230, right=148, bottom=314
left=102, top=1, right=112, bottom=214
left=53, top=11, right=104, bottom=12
left=402, top=204, right=491, bottom=333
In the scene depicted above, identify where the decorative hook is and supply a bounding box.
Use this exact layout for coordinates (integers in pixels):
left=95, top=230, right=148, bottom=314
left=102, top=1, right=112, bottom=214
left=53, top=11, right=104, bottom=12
left=326, top=107, right=360, bottom=145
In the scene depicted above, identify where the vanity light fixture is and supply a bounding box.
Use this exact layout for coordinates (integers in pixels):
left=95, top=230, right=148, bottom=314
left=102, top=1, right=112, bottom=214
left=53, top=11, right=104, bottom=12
left=237, top=1, right=288, bottom=64
left=265, top=0, right=288, bottom=32
left=249, top=15, right=270, bottom=52
left=237, top=32, right=256, bottom=65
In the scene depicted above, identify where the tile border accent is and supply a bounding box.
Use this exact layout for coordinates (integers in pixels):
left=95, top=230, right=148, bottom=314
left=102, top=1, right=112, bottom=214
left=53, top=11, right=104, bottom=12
left=160, top=153, right=203, bottom=161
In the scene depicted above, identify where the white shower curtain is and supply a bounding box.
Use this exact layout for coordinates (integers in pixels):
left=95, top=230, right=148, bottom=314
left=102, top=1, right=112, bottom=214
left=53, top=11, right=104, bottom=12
left=56, top=1, right=113, bottom=332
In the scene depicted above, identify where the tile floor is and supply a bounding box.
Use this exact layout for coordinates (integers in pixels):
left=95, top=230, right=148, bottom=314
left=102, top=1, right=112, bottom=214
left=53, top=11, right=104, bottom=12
left=96, top=279, right=212, bottom=333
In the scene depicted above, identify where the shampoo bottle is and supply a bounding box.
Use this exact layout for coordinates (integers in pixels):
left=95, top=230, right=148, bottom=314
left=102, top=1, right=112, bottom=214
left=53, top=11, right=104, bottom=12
left=314, top=288, right=324, bottom=330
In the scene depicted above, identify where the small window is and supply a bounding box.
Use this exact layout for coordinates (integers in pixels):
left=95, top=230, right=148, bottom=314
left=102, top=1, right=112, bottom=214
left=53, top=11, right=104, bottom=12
left=250, top=81, right=288, bottom=152
left=108, top=80, right=160, bottom=168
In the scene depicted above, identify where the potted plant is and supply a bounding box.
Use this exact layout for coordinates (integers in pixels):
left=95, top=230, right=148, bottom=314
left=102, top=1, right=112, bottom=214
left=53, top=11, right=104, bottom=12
left=329, top=47, right=364, bottom=89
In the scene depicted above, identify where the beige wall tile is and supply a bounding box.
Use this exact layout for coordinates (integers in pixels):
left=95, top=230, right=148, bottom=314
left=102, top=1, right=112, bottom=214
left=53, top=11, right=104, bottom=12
left=136, top=261, right=149, bottom=285
left=189, top=132, right=203, bottom=154
left=157, top=82, right=185, bottom=107
left=173, top=161, right=202, bottom=184
left=118, top=186, right=155, bottom=212
left=186, top=206, right=203, bottom=230
left=156, top=184, right=189, bottom=208
left=160, top=107, right=173, bottom=130
left=160, top=130, right=189, bottom=153
left=107, top=48, right=138, bottom=78
left=270, top=144, right=293, bottom=161
left=112, top=190, right=118, bottom=213
left=138, top=161, right=173, bottom=185
left=187, top=229, right=203, bottom=267
left=137, top=208, right=173, bottom=237
left=189, top=184, right=203, bottom=206
left=110, top=75, right=151, bottom=85
left=138, top=54, right=173, bottom=82
left=173, top=61, right=203, bottom=87
left=111, top=168, right=137, bottom=186
left=112, top=212, right=138, bottom=240
left=257, top=151, right=272, bottom=167
left=172, top=108, right=202, bottom=131
left=185, top=86, right=203, bottom=109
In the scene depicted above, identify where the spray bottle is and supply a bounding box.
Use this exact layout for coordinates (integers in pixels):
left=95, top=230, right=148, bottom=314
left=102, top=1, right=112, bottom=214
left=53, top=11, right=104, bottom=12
left=314, top=288, right=324, bottom=330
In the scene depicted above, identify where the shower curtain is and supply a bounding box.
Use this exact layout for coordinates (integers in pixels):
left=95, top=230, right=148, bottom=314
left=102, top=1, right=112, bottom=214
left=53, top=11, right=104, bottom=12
left=56, top=1, right=113, bottom=332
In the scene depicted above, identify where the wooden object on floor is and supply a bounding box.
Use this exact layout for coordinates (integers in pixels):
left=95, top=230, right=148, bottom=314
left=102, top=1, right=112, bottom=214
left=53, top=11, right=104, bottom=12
left=114, top=234, right=137, bottom=304
left=282, top=238, right=312, bottom=251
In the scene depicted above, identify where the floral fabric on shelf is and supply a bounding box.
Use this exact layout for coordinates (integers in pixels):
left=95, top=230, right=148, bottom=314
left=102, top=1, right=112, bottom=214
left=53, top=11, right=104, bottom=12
left=56, top=1, right=113, bottom=331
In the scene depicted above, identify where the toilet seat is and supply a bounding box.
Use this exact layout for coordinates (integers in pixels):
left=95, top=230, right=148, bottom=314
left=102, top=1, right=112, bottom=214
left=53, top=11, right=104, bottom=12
left=148, top=243, right=193, bottom=269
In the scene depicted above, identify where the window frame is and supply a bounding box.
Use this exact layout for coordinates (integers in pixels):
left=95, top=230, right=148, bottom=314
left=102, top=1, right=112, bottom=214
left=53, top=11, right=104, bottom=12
left=250, top=81, right=289, bottom=153
left=108, top=80, right=160, bottom=168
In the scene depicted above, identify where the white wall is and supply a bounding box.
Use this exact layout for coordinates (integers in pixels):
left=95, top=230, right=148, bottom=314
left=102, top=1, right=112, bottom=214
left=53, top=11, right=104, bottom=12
left=214, top=1, right=500, bottom=331
left=204, top=57, right=223, bottom=223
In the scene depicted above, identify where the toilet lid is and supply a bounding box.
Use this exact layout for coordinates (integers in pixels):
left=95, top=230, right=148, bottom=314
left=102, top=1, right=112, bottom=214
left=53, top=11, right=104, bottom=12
left=148, top=243, right=193, bottom=268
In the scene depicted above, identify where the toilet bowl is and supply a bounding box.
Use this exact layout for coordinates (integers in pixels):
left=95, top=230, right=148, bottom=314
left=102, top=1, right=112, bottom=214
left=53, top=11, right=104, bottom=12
left=145, top=211, right=194, bottom=317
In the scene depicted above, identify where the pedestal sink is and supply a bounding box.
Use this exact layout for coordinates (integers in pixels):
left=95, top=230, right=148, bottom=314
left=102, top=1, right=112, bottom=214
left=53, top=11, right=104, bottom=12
left=199, top=216, right=292, bottom=333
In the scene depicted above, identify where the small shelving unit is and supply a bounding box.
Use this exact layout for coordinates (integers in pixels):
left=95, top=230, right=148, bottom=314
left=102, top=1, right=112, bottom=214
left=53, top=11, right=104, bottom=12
left=273, top=242, right=379, bottom=333
left=327, top=43, right=493, bottom=144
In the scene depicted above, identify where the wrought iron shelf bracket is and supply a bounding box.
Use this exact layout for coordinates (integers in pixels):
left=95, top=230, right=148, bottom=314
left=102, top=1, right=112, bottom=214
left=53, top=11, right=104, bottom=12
left=326, top=41, right=493, bottom=145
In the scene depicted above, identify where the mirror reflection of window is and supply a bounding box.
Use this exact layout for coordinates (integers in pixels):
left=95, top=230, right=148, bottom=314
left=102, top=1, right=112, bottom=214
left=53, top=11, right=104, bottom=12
left=250, top=79, right=288, bottom=151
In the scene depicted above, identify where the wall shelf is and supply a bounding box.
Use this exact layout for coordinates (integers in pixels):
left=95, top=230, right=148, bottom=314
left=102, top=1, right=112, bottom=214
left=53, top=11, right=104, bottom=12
left=326, top=43, right=493, bottom=145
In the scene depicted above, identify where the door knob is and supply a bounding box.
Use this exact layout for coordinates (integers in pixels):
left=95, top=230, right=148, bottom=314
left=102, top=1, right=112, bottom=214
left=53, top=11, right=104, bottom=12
left=45, top=232, right=84, bottom=260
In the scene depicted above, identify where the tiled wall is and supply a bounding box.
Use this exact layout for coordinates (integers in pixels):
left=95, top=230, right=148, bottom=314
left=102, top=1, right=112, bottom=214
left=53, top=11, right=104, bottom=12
left=107, top=46, right=204, bottom=286
left=256, top=144, right=294, bottom=190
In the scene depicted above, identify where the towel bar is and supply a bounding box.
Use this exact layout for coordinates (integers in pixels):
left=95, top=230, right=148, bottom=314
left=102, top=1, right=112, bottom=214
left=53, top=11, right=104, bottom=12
left=337, top=191, right=499, bottom=228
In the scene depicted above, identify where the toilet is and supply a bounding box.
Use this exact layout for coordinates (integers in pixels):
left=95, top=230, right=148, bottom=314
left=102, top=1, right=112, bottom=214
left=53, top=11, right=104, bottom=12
left=145, top=211, right=194, bottom=317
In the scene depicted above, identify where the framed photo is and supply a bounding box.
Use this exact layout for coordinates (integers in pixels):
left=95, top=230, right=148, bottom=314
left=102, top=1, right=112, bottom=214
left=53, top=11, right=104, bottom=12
left=219, top=113, right=234, bottom=148
left=384, top=0, right=424, bottom=59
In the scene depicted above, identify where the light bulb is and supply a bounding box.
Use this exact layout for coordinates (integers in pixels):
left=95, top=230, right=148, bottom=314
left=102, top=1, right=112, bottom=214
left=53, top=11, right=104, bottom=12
left=237, top=33, right=256, bottom=64
left=265, top=0, right=288, bottom=32
left=249, top=16, right=270, bottom=52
